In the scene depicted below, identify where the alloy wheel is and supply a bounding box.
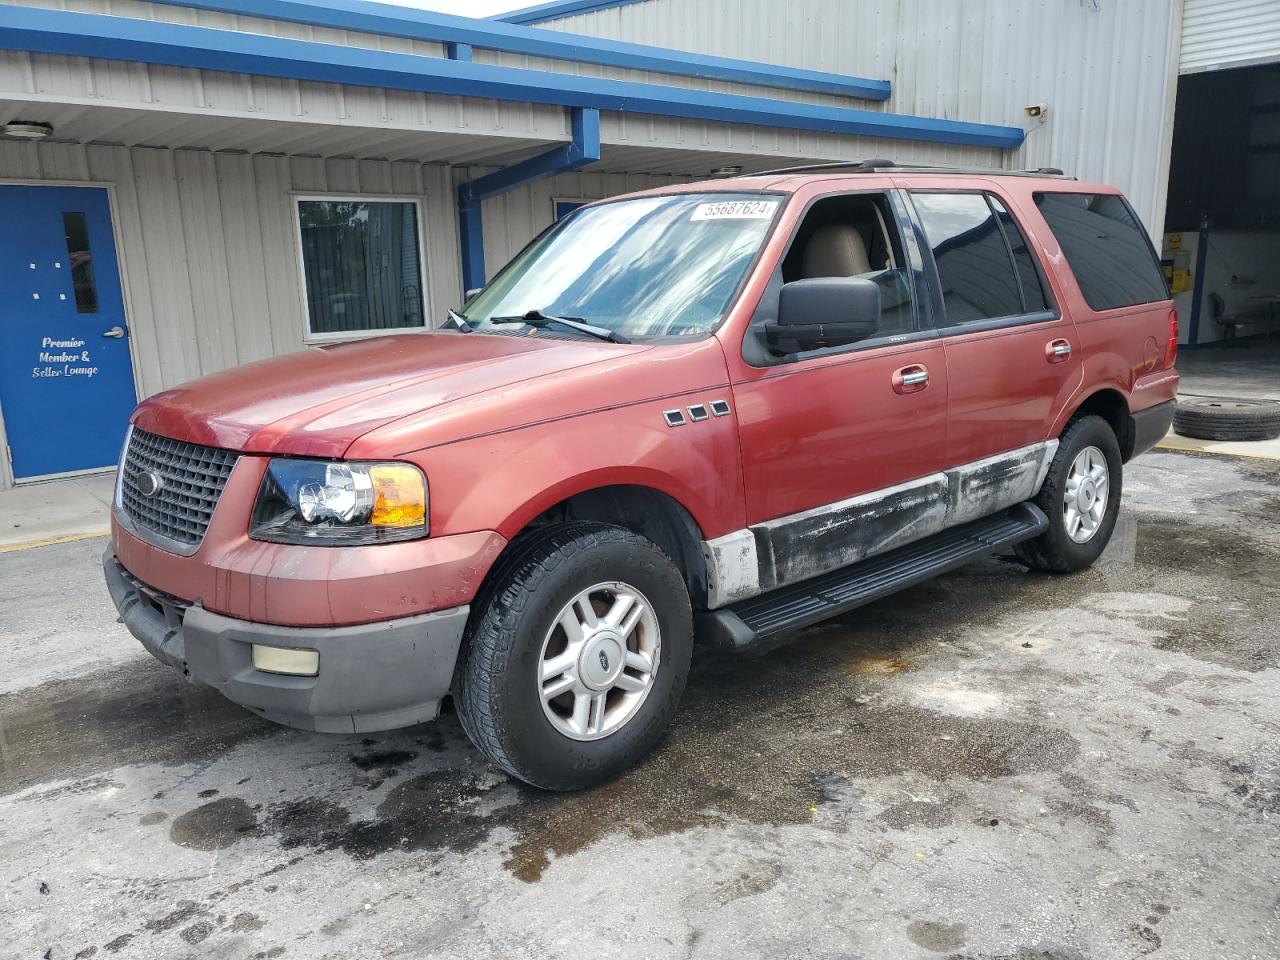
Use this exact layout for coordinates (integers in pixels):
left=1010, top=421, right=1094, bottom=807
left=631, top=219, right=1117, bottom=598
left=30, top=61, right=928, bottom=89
left=537, top=581, right=661, bottom=741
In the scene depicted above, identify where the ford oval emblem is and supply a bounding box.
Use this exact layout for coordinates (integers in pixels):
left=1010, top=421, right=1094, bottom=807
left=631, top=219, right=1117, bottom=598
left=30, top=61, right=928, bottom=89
left=136, top=471, right=165, bottom=498
left=598, top=650, right=610, bottom=672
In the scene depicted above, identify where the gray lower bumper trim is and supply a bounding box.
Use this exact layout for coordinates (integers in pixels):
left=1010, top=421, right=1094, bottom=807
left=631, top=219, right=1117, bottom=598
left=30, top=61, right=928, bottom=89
left=104, top=550, right=470, bottom=734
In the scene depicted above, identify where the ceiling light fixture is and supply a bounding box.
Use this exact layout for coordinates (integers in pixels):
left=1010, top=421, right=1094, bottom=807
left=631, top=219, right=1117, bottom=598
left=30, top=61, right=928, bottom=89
left=2, top=121, right=54, bottom=141
left=709, top=165, right=742, bottom=178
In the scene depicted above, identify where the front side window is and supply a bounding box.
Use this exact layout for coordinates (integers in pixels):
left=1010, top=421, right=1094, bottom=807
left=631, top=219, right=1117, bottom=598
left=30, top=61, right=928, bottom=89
left=462, top=192, right=781, bottom=340
left=1034, top=192, right=1168, bottom=311
left=912, top=192, right=1028, bottom=326
left=297, top=199, right=425, bottom=337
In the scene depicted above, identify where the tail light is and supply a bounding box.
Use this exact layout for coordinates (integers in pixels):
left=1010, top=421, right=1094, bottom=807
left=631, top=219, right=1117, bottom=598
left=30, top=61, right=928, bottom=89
left=1164, top=306, right=1179, bottom=369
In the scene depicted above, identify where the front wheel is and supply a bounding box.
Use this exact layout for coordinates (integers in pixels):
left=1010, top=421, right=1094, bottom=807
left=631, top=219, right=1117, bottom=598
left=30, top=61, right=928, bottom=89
left=455, top=522, right=692, bottom=791
left=1015, top=414, right=1123, bottom=573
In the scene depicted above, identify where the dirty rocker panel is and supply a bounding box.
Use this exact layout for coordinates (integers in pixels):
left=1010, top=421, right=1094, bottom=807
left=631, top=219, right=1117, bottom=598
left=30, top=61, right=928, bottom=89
left=702, top=439, right=1057, bottom=608
left=699, top=502, right=1050, bottom=650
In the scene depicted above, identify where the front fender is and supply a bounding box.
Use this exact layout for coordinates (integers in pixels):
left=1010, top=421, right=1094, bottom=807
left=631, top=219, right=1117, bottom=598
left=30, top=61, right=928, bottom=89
left=414, top=392, right=746, bottom=542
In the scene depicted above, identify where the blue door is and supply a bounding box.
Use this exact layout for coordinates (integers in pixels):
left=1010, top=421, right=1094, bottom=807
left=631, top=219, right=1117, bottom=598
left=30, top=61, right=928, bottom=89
left=0, top=185, right=138, bottom=480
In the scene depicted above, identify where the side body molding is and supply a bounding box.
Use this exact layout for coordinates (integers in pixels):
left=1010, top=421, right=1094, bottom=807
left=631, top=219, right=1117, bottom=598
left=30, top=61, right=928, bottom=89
left=703, top=439, right=1058, bottom=609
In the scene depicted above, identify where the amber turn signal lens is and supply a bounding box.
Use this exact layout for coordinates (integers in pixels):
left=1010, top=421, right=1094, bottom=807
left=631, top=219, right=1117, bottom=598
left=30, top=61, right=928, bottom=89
left=369, top=464, right=427, bottom=528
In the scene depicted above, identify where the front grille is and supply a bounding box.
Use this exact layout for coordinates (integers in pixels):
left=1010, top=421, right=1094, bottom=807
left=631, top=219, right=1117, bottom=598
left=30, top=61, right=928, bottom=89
left=119, top=428, right=238, bottom=550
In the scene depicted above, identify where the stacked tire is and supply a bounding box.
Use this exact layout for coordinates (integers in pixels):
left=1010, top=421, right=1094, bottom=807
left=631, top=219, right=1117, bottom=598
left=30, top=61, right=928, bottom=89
left=1172, top=396, right=1280, bottom=442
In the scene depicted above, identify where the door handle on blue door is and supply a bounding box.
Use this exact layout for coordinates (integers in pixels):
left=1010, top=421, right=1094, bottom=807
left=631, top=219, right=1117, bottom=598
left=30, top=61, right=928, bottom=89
left=103, top=326, right=126, bottom=339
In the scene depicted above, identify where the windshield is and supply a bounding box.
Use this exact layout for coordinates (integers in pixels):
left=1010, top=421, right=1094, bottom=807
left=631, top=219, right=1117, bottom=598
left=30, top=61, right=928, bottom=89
left=461, top=192, right=781, bottom=339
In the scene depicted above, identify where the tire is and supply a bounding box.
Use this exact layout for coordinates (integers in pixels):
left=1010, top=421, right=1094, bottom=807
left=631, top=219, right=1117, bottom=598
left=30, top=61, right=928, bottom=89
left=454, top=521, right=692, bottom=791
left=1014, top=414, right=1123, bottom=574
left=1172, top=396, right=1280, bottom=442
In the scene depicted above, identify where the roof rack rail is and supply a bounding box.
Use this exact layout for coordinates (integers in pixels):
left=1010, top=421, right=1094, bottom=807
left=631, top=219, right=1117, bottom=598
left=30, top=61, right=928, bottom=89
left=748, top=159, right=1074, bottom=179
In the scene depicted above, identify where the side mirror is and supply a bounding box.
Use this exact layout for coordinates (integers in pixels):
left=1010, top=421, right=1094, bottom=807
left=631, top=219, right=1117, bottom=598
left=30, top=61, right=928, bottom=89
left=766, top=277, right=881, bottom=352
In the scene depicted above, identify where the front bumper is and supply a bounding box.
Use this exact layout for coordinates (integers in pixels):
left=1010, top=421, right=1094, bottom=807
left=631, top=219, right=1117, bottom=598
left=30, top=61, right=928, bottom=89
left=105, top=550, right=469, bottom=733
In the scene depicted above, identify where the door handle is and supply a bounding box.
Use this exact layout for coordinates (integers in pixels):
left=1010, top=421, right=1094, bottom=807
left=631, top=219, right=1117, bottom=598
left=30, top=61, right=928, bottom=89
left=103, top=326, right=126, bottom=339
left=892, top=364, right=929, bottom=394
left=1046, top=338, right=1072, bottom=363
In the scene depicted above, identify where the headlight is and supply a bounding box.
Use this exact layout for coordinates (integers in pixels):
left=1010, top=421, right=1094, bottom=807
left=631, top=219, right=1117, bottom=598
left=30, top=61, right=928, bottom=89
left=250, top=459, right=428, bottom=545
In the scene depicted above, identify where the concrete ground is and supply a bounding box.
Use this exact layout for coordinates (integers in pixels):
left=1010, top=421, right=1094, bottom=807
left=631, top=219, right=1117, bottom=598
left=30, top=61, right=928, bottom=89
left=3, top=449, right=1279, bottom=959
left=1176, top=339, right=1280, bottom=401
left=0, top=471, right=113, bottom=552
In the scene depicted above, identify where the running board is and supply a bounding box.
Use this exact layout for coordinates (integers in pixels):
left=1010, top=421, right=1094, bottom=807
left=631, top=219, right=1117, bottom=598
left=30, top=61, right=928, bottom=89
left=698, top=502, right=1048, bottom=652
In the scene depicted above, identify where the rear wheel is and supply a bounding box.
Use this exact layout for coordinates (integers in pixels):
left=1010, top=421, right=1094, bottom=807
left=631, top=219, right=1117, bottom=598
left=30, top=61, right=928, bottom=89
left=455, top=522, right=692, bottom=791
left=1015, top=414, right=1122, bottom=573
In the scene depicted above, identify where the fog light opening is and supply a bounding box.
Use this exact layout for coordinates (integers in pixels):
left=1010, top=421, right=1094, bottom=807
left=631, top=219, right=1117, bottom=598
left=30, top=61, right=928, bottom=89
left=251, top=644, right=319, bottom=677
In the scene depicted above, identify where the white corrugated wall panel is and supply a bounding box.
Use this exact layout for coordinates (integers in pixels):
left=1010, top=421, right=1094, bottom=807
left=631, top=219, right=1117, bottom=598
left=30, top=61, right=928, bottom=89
left=466, top=166, right=695, bottom=271
left=1181, top=0, right=1280, bottom=74
left=538, top=0, right=1184, bottom=239
left=0, top=142, right=467, bottom=402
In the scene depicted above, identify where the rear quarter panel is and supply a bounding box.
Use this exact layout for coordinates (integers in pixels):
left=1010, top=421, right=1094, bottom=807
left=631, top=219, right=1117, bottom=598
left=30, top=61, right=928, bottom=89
left=999, top=180, right=1178, bottom=430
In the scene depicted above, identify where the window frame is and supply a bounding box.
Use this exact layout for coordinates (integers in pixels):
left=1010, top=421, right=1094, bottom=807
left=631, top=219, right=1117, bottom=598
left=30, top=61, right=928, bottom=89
left=907, top=188, right=1060, bottom=338
left=742, top=187, right=935, bottom=368
left=1031, top=190, right=1170, bottom=315
left=292, top=193, right=431, bottom=345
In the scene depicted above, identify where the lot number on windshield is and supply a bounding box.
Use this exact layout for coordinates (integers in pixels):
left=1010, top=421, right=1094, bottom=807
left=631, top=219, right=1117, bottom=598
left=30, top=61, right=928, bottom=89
left=691, top=200, right=779, bottom=221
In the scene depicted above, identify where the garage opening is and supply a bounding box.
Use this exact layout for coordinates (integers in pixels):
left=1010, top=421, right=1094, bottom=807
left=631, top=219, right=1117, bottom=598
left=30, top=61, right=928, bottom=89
left=1163, top=61, right=1280, bottom=401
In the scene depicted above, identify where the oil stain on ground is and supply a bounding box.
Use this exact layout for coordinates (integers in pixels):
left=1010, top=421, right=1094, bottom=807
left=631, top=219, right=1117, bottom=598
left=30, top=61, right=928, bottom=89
left=0, top=658, right=276, bottom=796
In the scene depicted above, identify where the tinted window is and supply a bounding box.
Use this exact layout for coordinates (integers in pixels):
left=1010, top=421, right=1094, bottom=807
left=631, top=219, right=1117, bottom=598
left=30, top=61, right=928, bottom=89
left=298, top=199, right=425, bottom=336
left=912, top=192, right=1024, bottom=326
left=1034, top=192, right=1168, bottom=311
left=989, top=195, right=1049, bottom=313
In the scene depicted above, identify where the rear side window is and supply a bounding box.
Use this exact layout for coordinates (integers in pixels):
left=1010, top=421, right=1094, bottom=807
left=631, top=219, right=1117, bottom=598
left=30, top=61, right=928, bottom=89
left=1034, top=193, right=1168, bottom=311
left=912, top=192, right=1050, bottom=327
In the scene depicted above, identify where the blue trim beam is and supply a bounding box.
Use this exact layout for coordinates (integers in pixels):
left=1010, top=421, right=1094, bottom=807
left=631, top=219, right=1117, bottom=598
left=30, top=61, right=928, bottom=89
left=457, top=108, right=602, bottom=291
left=1187, top=229, right=1209, bottom=347
left=144, top=0, right=890, bottom=101
left=497, top=0, right=650, bottom=25
left=0, top=7, right=1024, bottom=150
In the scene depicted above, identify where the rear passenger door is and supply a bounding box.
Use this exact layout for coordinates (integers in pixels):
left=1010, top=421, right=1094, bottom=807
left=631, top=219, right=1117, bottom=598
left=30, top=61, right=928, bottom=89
left=906, top=185, right=1081, bottom=465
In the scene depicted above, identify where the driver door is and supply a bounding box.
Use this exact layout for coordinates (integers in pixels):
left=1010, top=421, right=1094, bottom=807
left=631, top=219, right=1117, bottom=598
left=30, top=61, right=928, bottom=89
left=727, top=186, right=950, bottom=588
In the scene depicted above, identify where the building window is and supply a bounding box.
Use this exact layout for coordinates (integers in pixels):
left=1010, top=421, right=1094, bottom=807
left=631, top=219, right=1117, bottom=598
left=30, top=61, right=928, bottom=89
left=553, top=198, right=591, bottom=221
left=296, top=198, right=425, bottom=337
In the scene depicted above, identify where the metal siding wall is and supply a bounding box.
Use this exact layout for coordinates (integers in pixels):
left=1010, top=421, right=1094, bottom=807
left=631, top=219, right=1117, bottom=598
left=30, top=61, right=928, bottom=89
left=538, top=0, right=1184, bottom=239
left=0, top=142, right=464, bottom=403
left=467, top=167, right=694, bottom=274
left=0, top=0, right=564, bottom=151
left=1181, top=0, right=1280, bottom=74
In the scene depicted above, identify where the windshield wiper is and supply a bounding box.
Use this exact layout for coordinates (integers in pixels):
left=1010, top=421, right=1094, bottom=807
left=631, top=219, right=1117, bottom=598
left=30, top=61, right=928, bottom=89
left=445, top=308, right=473, bottom=332
left=489, top=309, right=631, bottom=344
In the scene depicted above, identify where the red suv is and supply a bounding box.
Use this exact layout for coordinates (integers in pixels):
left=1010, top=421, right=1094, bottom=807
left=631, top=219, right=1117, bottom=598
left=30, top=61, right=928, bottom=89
left=104, top=163, right=1178, bottom=790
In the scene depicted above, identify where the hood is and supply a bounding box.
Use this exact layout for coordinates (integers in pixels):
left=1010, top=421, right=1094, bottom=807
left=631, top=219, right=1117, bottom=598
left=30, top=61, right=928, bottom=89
left=131, top=332, right=652, bottom=458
